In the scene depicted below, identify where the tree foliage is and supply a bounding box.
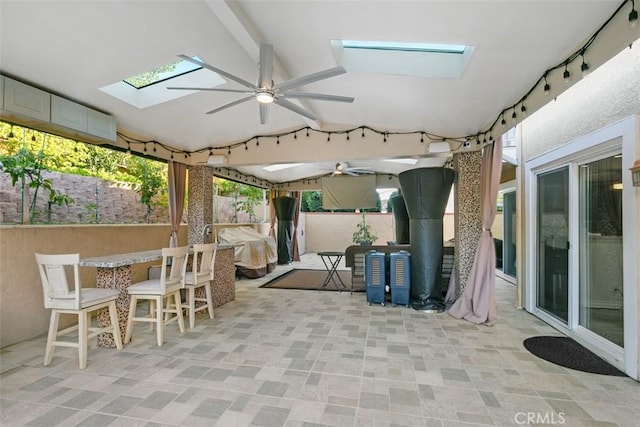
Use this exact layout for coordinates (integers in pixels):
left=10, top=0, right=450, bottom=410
left=1, top=121, right=168, bottom=223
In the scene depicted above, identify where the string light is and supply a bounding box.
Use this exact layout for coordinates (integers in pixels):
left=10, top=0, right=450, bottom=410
left=256, top=138, right=260, bottom=147
left=543, top=74, right=551, bottom=95
left=276, top=136, right=279, bottom=145
left=501, top=113, right=506, bottom=127
left=511, top=107, right=517, bottom=121
left=630, top=0, right=638, bottom=27
left=153, top=143, right=157, bottom=153
left=563, top=63, right=571, bottom=84
left=520, top=102, right=527, bottom=117
left=346, top=132, right=350, bottom=141
left=580, top=52, right=590, bottom=76
left=361, top=128, right=365, bottom=138
left=420, top=132, right=424, bottom=143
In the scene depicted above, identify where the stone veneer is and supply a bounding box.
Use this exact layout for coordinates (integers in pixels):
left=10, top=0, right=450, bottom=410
left=187, top=165, right=235, bottom=315
left=187, top=165, right=214, bottom=244
left=452, top=151, right=483, bottom=297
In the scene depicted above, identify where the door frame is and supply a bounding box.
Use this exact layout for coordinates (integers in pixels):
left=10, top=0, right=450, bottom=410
left=524, top=116, right=638, bottom=379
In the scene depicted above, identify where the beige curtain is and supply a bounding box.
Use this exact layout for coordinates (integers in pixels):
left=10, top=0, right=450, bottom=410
left=290, top=191, right=302, bottom=261
left=168, top=161, right=187, bottom=247
left=448, top=138, right=503, bottom=325
left=268, top=189, right=277, bottom=238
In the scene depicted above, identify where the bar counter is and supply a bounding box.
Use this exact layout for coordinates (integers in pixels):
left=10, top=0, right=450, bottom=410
left=80, top=244, right=236, bottom=347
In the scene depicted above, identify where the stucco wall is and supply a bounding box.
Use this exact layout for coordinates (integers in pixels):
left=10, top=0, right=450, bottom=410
left=0, top=224, right=187, bottom=348
left=303, top=212, right=457, bottom=253
left=522, top=41, right=640, bottom=160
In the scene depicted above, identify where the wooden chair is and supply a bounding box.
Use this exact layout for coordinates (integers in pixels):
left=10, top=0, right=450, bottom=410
left=124, top=246, right=189, bottom=346
left=184, top=243, right=217, bottom=328
left=35, top=253, right=122, bottom=369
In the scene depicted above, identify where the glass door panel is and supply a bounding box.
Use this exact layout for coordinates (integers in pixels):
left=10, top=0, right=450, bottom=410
left=579, top=156, right=624, bottom=347
left=537, top=167, right=569, bottom=322
left=503, top=191, right=517, bottom=277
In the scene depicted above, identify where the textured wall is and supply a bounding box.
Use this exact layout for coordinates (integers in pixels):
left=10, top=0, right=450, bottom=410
left=0, top=171, right=169, bottom=224
left=521, top=42, right=640, bottom=160
left=453, top=151, right=483, bottom=296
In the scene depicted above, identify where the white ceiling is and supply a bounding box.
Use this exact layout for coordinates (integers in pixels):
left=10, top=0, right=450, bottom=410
left=0, top=0, right=635, bottom=185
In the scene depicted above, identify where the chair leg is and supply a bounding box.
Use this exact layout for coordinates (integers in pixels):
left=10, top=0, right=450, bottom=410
left=78, top=309, right=88, bottom=369
left=156, top=296, right=164, bottom=346
left=174, top=292, right=185, bottom=333
left=188, top=287, right=195, bottom=329
left=44, top=310, right=60, bottom=366
left=108, top=301, right=123, bottom=350
left=124, top=295, right=137, bottom=344
left=149, top=299, right=155, bottom=331
left=205, top=283, right=214, bottom=319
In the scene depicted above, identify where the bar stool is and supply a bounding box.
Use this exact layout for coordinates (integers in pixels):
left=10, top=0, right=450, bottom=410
left=35, top=253, right=122, bottom=369
left=124, top=246, right=189, bottom=346
left=184, top=243, right=217, bottom=328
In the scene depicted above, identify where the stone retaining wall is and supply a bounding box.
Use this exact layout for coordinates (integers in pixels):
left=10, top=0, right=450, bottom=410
left=0, top=171, right=168, bottom=224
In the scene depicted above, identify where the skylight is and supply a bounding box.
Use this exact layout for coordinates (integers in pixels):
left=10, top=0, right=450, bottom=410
left=263, top=163, right=303, bottom=172
left=332, top=39, right=474, bottom=79
left=341, top=40, right=466, bottom=55
left=99, top=55, right=226, bottom=109
left=123, top=56, right=205, bottom=89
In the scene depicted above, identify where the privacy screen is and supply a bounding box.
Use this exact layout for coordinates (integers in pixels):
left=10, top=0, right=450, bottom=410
left=321, top=175, right=378, bottom=210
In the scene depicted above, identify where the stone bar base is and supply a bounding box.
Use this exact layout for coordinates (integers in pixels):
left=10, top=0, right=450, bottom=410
left=96, top=266, right=131, bottom=348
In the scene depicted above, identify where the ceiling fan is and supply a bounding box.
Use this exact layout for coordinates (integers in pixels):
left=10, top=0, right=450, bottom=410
left=332, top=162, right=374, bottom=176
left=167, top=43, right=354, bottom=124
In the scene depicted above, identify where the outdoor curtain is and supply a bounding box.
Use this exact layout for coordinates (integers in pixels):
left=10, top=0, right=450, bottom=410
left=268, top=189, right=277, bottom=238
left=168, top=161, right=187, bottom=247
left=290, top=190, right=302, bottom=262
left=449, top=138, right=503, bottom=325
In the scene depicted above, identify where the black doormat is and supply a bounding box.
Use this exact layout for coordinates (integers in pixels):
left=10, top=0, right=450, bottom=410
left=523, top=336, right=626, bottom=376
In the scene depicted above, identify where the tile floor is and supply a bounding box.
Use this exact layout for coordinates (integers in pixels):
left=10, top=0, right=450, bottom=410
left=1, top=253, right=639, bottom=426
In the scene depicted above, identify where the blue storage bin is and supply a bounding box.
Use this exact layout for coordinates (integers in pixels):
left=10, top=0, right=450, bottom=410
left=365, top=251, right=386, bottom=306
left=389, top=251, right=411, bottom=307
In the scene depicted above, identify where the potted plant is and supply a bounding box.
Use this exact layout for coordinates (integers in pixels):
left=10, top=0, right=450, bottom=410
left=352, top=211, right=378, bottom=245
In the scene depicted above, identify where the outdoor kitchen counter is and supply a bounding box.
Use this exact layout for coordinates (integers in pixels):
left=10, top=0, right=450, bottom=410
left=80, top=244, right=236, bottom=347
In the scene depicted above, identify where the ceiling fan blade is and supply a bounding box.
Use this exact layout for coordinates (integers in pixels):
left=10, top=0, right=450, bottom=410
left=259, top=103, right=269, bottom=125
left=167, top=87, right=252, bottom=94
left=344, top=170, right=359, bottom=176
left=277, top=66, right=346, bottom=91
left=258, top=43, right=274, bottom=89
left=178, top=54, right=257, bottom=89
left=273, top=98, right=317, bottom=121
left=205, top=96, right=254, bottom=115
left=348, top=168, right=374, bottom=174
left=281, top=92, right=354, bottom=103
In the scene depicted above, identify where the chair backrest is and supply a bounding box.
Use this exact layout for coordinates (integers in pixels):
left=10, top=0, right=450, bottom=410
left=35, top=253, right=81, bottom=310
left=159, top=246, right=189, bottom=293
left=192, top=243, right=218, bottom=282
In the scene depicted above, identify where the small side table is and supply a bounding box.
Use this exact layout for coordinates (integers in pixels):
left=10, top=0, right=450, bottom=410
left=318, top=251, right=347, bottom=291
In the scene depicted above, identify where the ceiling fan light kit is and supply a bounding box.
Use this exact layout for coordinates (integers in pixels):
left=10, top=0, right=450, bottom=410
left=169, top=43, right=354, bottom=124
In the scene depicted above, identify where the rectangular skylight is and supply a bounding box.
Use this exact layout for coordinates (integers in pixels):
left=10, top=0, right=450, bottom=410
left=332, top=39, right=474, bottom=79
left=342, top=40, right=466, bottom=55
left=263, top=163, right=303, bottom=172
left=100, top=55, right=226, bottom=109
left=123, top=56, right=204, bottom=89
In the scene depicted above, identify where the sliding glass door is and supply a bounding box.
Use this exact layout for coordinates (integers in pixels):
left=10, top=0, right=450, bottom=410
left=536, top=167, right=569, bottom=322
left=579, top=155, right=624, bottom=347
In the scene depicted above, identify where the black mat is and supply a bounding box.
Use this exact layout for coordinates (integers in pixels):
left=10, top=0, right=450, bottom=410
left=260, top=269, right=356, bottom=291
left=523, top=336, right=626, bottom=376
